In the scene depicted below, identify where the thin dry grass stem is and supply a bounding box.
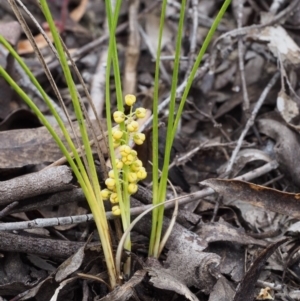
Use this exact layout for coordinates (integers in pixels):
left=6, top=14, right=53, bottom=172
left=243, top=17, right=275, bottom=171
left=185, top=0, right=198, bottom=77
left=233, top=0, right=249, bottom=111
left=225, top=71, right=280, bottom=176
left=61, top=41, right=109, bottom=179
left=122, top=0, right=140, bottom=95
left=7, top=0, right=87, bottom=168
left=88, top=16, right=108, bottom=119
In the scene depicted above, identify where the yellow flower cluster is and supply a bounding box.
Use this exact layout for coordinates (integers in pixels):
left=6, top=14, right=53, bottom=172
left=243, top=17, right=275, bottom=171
left=101, top=94, right=147, bottom=216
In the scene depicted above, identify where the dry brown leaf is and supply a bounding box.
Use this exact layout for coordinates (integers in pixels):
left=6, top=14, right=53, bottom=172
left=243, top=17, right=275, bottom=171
left=277, top=90, right=299, bottom=123
left=201, top=179, right=300, bottom=218
left=18, top=0, right=88, bottom=54
left=248, top=26, right=300, bottom=67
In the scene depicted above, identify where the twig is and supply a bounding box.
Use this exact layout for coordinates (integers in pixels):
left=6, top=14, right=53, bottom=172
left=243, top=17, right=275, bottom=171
left=233, top=0, right=249, bottom=111
left=224, top=71, right=280, bottom=176
left=0, top=166, right=73, bottom=205
left=185, top=0, right=198, bottom=77
left=0, top=160, right=278, bottom=231
left=122, top=0, right=140, bottom=95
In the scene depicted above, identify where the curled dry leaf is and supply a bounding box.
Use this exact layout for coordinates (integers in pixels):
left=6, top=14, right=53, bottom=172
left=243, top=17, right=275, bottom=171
left=201, top=179, right=300, bottom=219
left=257, top=118, right=300, bottom=187
left=277, top=90, right=299, bottom=123
left=55, top=245, right=85, bottom=282
left=248, top=26, right=300, bottom=67
left=147, top=268, right=199, bottom=301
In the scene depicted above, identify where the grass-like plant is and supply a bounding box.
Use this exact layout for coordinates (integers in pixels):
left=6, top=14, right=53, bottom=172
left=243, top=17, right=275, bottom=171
left=148, top=0, right=232, bottom=257
left=0, top=0, right=231, bottom=289
left=0, top=0, right=119, bottom=288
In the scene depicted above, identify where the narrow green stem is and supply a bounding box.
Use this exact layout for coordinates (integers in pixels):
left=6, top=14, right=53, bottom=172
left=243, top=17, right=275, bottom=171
left=171, top=0, right=232, bottom=141
left=39, top=0, right=117, bottom=288
left=151, top=0, right=186, bottom=257
left=149, top=0, right=168, bottom=257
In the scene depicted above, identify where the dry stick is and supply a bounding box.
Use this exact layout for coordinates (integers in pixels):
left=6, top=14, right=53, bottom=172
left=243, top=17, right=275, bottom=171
left=0, top=160, right=278, bottom=231
left=0, top=231, right=97, bottom=258
left=185, top=0, right=198, bottom=77
left=0, top=166, right=73, bottom=205
left=122, top=0, right=140, bottom=95
left=270, top=0, right=285, bottom=14
left=233, top=0, right=249, bottom=111
left=224, top=71, right=280, bottom=176
left=168, top=140, right=254, bottom=169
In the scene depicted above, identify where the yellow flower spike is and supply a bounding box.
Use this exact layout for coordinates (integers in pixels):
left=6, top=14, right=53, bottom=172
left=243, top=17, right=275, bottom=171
left=120, top=145, right=132, bottom=157
left=105, top=178, right=116, bottom=188
left=122, top=155, right=135, bottom=165
left=135, top=107, right=146, bottom=119
left=110, top=193, right=119, bottom=204
left=113, top=111, right=125, bottom=123
left=133, top=133, right=146, bottom=145
left=130, top=150, right=137, bottom=156
left=127, top=120, right=139, bottom=132
left=128, top=172, right=137, bottom=183
left=113, top=139, right=121, bottom=148
left=125, top=94, right=136, bottom=106
left=115, top=159, right=123, bottom=169
left=137, top=167, right=147, bottom=180
left=112, top=128, right=123, bottom=140
left=131, top=159, right=143, bottom=172
left=108, top=170, right=116, bottom=179
left=101, top=189, right=111, bottom=200
left=112, top=205, right=121, bottom=216
left=128, top=183, right=138, bottom=194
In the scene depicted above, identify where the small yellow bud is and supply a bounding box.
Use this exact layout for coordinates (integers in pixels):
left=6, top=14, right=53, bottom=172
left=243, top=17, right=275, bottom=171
left=127, top=120, right=139, bottom=132
left=113, top=111, right=125, bottom=123
left=128, top=183, right=138, bottom=194
left=105, top=178, right=116, bottom=188
left=131, top=159, right=143, bottom=172
left=101, top=189, right=111, bottom=200
left=133, top=133, right=146, bottom=145
left=130, top=150, right=137, bottom=156
left=115, top=159, right=123, bottom=169
left=113, top=138, right=121, bottom=148
left=128, top=172, right=137, bottom=183
left=110, top=193, right=119, bottom=204
left=135, top=107, right=146, bottom=119
left=112, top=128, right=123, bottom=140
left=122, top=155, right=135, bottom=165
left=125, top=94, right=136, bottom=106
left=112, top=205, right=121, bottom=216
left=108, top=170, right=116, bottom=179
left=120, top=145, right=132, bottom=157
left=137, top=168, right=147, bottom=180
